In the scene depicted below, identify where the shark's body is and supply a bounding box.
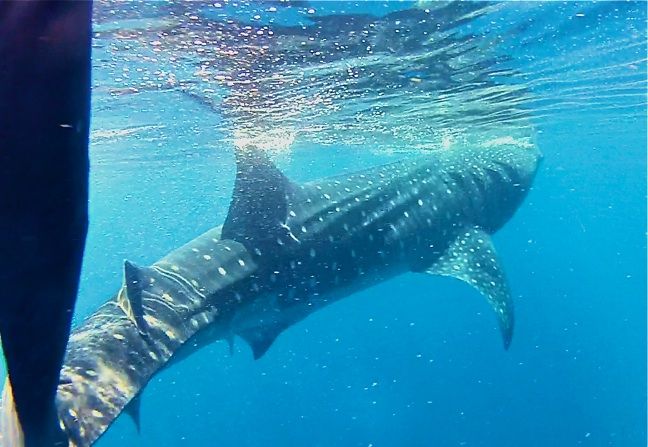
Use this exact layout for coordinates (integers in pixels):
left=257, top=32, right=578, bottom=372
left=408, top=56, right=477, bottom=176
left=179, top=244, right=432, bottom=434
left=41, top=143, right=537, bottom=446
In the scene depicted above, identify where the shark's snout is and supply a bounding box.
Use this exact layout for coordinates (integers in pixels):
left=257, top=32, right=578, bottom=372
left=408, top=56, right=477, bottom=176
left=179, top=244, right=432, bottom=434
left=516, top=144, right=542, bottom=190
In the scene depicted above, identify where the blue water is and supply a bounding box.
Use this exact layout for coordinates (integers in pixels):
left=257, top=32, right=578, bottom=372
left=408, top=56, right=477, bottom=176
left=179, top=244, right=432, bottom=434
left=4, top=1, right=647, bottom=446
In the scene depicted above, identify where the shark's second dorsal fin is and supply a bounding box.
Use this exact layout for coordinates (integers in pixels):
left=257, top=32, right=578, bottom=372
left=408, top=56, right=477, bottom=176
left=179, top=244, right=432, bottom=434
left=221, top=147, right=294, bottom=250
left=239, top=324, right=285, bottom=360
left=424, top=227, right=514, bottom=349
left=118, top=260, right=151, bottom=336
left=124, top=392, right=142, bottom=433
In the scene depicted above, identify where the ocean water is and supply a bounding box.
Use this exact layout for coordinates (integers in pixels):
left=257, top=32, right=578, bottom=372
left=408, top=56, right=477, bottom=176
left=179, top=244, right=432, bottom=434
left=4, top=1, right=647, bottom=446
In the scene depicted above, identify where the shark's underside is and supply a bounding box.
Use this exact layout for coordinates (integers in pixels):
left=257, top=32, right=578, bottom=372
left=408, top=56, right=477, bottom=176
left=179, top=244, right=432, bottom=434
left=2, top=141, right=540, bottom=446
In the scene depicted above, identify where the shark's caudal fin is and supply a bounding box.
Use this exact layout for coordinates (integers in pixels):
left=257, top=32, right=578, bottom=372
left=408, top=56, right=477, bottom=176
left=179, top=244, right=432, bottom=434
left=424, top=227, right=514, bottom=349
left=221, top=147, right=296, bottom=252
left=0, top=2, right=92, bottom=446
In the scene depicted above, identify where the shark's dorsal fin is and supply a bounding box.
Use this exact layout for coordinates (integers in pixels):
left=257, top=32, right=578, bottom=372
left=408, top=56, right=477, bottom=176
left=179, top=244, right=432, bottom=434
left=239, top=325, right=284, bottom=360
left=124, top=392, right=142, bottom=433
left=424, top=227, right=514, bottom=349
left=221, top=147, right=295, bottom=250
left=119, top=260, right=151, bottom=336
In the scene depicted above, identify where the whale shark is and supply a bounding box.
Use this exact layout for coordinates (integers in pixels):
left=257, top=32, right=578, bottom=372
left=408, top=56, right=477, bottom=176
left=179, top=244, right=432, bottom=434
left=1, top=141, right=540, bottom=446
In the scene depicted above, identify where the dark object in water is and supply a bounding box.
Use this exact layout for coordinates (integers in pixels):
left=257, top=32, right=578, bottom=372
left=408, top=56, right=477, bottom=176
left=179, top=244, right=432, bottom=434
left=0, top=1, right=92, bottom=445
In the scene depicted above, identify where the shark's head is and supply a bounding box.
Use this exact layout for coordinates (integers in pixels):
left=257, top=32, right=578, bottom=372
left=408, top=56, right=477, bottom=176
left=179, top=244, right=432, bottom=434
left=468, top=142, right=541, bottom=234
left=512, top=143, right=542, bottom=188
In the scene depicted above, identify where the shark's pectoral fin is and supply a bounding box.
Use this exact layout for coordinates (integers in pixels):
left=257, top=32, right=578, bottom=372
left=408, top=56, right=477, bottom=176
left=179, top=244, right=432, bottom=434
left=124, top=393, right=142, bottom=434
left=423, top=227, right=514, bottom=349
left=239, top=325, right=284, bottom=360
left=119, top=260, right=152, bottom=336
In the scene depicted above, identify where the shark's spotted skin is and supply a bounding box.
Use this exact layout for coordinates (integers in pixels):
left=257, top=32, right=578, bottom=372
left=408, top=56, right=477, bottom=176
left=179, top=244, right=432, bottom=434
left=56, top=228, right=259, bottom=446
left=50, top=144, right=539, bottom=446
left=426, top=227, right=514, bottom=346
